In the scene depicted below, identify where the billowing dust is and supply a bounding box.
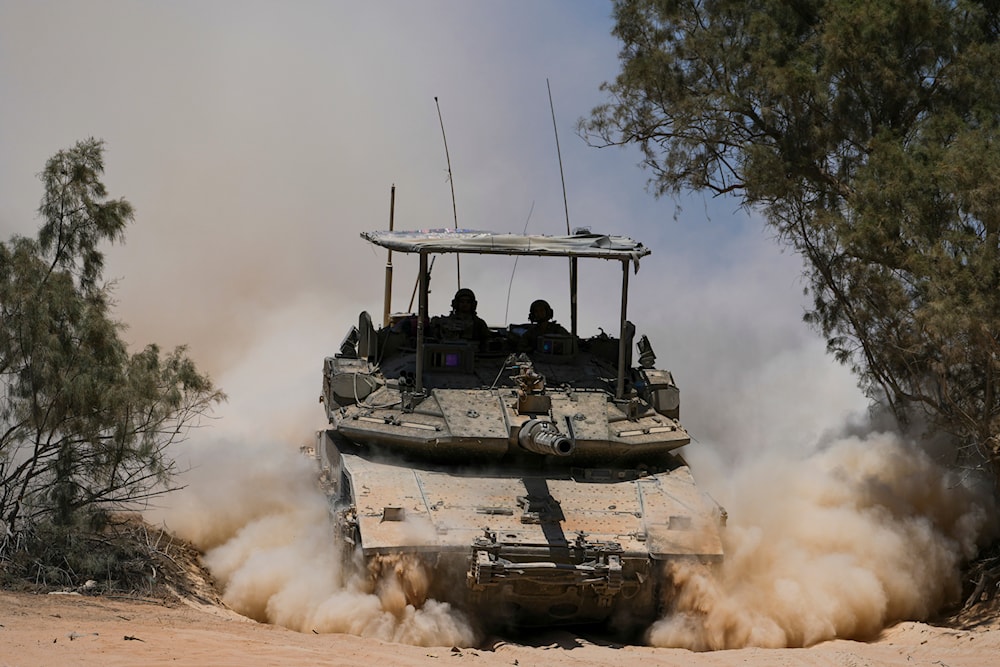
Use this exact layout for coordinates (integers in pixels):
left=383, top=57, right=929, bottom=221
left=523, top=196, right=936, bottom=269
left=649, top=431, right=996, bottom=650
left=156, top=440, right=476, bottom=646
left=156, top=429, right=996, bottom=650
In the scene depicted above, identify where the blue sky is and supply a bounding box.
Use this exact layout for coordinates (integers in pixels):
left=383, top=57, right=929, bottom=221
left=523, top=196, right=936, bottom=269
left=0, top=1, right=865, bottom=451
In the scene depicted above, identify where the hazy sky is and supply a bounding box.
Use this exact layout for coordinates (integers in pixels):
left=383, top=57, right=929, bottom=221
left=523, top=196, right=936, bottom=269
left=0, top=0, right=865, bottom=448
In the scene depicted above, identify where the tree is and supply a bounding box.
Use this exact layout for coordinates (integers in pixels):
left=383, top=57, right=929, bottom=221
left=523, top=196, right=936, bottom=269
left=0, top=139, right=224, bottom=548
left=583, top=0, right=1000, bottom=476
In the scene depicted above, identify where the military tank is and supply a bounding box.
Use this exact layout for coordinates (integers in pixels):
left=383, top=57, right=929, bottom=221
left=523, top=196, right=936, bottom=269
left=315, top=228, right=725, bottom=631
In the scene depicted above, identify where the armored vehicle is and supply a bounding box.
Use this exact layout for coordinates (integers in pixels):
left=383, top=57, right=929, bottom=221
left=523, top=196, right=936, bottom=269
left=316, top=228, right=724, bottom=630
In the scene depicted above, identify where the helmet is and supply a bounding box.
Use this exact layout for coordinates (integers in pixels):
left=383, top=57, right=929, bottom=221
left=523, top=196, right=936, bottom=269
left=452, top=288, right=478, bottom=313
left=529, top=299, right=553, bottom=323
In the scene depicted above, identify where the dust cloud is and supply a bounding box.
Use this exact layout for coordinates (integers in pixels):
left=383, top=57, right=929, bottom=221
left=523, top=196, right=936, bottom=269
left=144, top=320, right=998, bottom=649
left=649, top=431, right=997, bottom=650
left=155, top=439, right=476, bottom=647
left=154, top=423, right=997, bottom=650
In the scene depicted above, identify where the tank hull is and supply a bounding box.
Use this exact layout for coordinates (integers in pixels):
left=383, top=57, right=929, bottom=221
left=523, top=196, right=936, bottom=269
left=315, top=428, right=724, bottom=629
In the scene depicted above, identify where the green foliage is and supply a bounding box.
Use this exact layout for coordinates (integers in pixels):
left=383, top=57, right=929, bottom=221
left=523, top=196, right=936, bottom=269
left=584, top=1, right=1000, bottom=472
left=36, top=138, right=131, bottom=294
left=0, top=139, right=224, bottom=548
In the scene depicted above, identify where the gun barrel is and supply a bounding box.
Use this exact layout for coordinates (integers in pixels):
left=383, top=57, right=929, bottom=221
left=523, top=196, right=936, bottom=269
left=518, top=419, right=574, bottom=457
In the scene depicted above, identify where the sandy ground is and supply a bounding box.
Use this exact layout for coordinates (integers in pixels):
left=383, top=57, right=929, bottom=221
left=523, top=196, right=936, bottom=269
left=1, top=591, right=998, bottom=667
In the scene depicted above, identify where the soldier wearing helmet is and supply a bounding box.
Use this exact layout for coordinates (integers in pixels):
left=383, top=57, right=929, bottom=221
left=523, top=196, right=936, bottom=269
left=432, top=287, right=490, bottom=346
left=522, top=299, right=568, bottom=352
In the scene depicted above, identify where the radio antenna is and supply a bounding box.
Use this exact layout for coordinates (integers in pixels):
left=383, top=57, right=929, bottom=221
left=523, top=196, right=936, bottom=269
left=382, top=184, right=395, bottom=327
left=435, top=96, right=461, bottom=288
left=548, top=79, right=570, bottom=235
left=504, top=200, right=535, bottom=324
left=547, top=79, right=577, bottom=336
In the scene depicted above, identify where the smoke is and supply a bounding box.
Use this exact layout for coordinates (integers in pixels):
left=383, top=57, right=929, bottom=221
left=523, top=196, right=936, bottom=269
left=648, top=431, right=997, bottom=650
left=154, top=438, right=476, bottom=647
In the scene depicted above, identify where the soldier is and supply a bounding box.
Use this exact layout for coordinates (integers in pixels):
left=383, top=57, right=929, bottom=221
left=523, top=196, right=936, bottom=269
left=433, top=287, right=490, bottom=346
left=522, top=299, right=568, bottom=352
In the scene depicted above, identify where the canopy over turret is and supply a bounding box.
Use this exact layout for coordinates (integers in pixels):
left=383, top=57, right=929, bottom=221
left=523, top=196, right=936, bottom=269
left=363, top=228, right=647, bottom=398
left=361, top=229, right=650, bottom=267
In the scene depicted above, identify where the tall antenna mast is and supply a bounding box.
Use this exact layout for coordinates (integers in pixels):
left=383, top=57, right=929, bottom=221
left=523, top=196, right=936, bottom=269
left=547, top=79, right=577, bottom=336
left=435, top=96, right=461, bottom=288
left=382, top=184, right=396, bottom=327
left=548, top=80, right=571, bottom=236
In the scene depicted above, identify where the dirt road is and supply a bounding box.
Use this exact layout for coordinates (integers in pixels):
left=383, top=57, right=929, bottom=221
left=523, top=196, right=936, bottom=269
left=2, top=590, right=998, bottom=667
